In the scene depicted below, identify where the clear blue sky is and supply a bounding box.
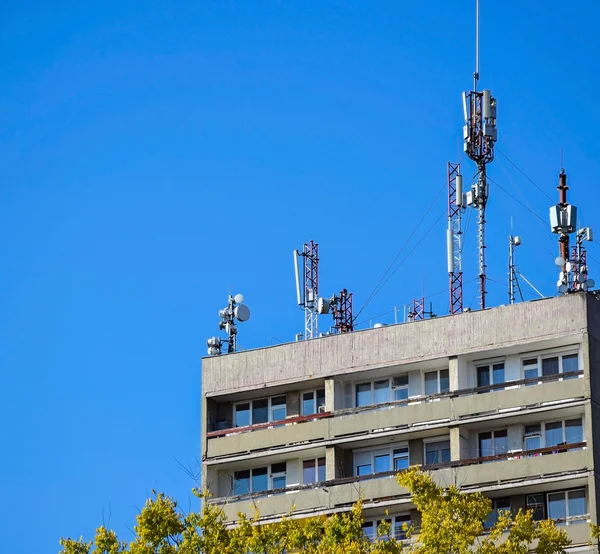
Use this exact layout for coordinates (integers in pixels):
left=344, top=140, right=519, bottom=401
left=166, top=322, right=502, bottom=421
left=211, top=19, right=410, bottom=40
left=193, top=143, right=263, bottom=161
left=1, top=1, right=599, bottom=551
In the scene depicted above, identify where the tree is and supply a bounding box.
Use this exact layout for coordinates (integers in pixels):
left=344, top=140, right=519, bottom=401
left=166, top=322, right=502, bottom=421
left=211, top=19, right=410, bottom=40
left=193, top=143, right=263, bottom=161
left=60, top=468, right=576, bottom=554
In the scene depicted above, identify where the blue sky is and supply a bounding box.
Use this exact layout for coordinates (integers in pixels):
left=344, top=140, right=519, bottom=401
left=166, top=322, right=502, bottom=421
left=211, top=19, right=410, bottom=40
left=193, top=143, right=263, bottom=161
left=1, top=1, right=599, bottom=551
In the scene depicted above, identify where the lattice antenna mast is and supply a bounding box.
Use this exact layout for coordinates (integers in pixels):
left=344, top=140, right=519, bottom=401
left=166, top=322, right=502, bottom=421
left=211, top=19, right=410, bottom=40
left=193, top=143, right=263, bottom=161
left=508, top=234, right=522, bottom=304
left=447, top=162, right=464, bottom=314
left=463, top=0, right=497, bottom=310
left=293, top=241, right=319, bottom=339
left=331, top=289, right=353, bottom=333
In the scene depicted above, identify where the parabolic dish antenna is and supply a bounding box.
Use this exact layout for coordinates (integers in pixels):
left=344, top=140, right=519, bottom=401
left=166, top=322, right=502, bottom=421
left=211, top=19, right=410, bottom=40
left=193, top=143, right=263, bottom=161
left=588, top=279, right=596, bottom=288
left=234, top=293, right=244, bottom=304
left=235, top=304, right=251, bottom=322
left=558, top=284, right=568, bottom=294
left=555, top=257, right=565, bottom=267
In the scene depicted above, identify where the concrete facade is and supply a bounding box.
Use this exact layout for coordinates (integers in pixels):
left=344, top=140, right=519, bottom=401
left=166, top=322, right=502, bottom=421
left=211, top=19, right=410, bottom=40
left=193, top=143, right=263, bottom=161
left=201, top=293, right=600, bottom=549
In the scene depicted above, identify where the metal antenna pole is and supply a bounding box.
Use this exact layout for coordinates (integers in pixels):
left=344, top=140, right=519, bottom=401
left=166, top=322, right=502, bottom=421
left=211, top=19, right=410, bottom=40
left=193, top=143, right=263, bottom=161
left=303, top=241, right=319, bottom=339
left=476, top=164, right=488, bottom=309
left=447, top=162, right=464, bottom=314
left=474, top=0, right=480, bottom=91
left=508, top=235, right=515, bottom=305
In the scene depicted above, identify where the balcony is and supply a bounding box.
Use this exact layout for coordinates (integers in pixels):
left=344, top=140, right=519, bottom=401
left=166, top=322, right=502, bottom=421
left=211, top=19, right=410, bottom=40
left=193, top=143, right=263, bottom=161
left=205, top=371, right=583, bottom=461
left=209, top=441, right=589, bottom=523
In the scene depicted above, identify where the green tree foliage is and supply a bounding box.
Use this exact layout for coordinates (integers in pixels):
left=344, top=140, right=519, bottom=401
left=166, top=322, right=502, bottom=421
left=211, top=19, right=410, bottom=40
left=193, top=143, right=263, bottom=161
left=60, top=468, right=578, bottom=554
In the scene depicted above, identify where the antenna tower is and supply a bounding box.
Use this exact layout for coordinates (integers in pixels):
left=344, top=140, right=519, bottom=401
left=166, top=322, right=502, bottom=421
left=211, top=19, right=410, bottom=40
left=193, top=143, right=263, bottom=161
left=463, top=0, right=498, bottom=310
left=206, top=294, right=251, bottom=356
left=332, top=289, right=354, bottom=333
left=549, top=172, right=595, bottom=293
left=508, top=234, right=523, bottom=304
left=293, top=241, right=319, bottom=339
left=447, top=162, right=464, bottom=314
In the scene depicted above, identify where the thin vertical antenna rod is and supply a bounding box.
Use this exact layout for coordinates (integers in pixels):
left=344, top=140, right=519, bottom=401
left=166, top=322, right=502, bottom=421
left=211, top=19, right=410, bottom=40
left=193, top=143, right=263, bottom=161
left=474, top=0, right=480, bottom=91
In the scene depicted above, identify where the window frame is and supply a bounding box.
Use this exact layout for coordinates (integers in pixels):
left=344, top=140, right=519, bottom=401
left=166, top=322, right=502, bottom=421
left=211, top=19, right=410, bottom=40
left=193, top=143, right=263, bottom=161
left=484, top=498, right=511, bottom=529
left=520, top=349, right=580, bottom=383
left=233, top=462, right=288, bottom=495
left=233, top=395, right=287, bottom=427
left=476, top=361, right=506, bottom=390
left=547, top=488, right=587, bottom=525
left=423, top=436, right=451, bottom=465
left=301, top=388, right=326, bottom=416
left=478, top=428, right=508, bottom=457
left=353, top=442, right=409, bottom=477
left=302, top=456, right=326, bottom=484
left=362, top=514, right=412, bottom=542
left=522, top=417, right=584, bottom=451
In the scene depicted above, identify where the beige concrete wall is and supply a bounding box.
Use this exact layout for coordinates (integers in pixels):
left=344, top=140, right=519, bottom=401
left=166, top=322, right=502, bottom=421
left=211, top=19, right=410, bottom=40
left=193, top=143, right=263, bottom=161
left=202, top=295, right=588, bottom=397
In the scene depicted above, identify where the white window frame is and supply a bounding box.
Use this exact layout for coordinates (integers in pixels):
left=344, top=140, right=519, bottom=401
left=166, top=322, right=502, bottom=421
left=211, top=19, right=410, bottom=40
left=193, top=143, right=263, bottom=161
left=475, top=360, right=506, bottom=390
left=301, top=456, right=326, bottom=484
left=547, top=488, right=587, bottom=525
left=478, top=428, right=508, bottom=457
left=233, top=462, right=288, bottom=495
left=301, top=388, right=326, bottom=416
left=392, top=375, right=409, bottom=401
left=520, top=349, right=580, bottom=382
left=522, top=417, right=584, bottom=451
left=233, top=395, right=287, bottom=427
left=362, top=513, right=412, bottom=542
left=423, top=368, right=450, bottom=396
left=423, top=436, right=451, bottom=465
left=353, top=442, right=409, bottom=476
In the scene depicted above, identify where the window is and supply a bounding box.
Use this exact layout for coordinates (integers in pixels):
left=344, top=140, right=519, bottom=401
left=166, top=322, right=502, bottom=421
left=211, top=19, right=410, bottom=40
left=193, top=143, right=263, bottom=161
left=392, top=375, right=409, bottom=401
left=233, top=463, right=287, bottom=495
left=522, top=352, right=579, bottom=383
left=478, top=429, right=508, bottom=457
left=373, top=380, right=390, bottom=404
left=362, top=515, right=411, bottom=542
left=527, top=494, right=545, bottom=521
left=425, top=439, right=450, bottom=465
left=234, top=396, right=287, bottom=427
left=354, top=444, right=409, bottom=476
left=302, top=389, right=325, bottom=416
left=546, top=418, right=583, bottom=448
left=477, top=363, right=505, bottom=390
left=303, top=457, right=326, bottom=484
left=524, top=424, right=542, bottom=452
left=484, top=498, right=511, bottom=529
left=356, top=383, right=372, bottom=407
left=393, top=447, right=410, bottom=471
left=424, top=369, right=450, bottom=395
left=547, top=489, right=587, bottom=525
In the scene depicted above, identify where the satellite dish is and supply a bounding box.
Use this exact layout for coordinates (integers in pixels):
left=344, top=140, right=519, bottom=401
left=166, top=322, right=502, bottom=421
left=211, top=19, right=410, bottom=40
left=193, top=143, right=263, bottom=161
left=555, top=256, right=566, bottom=267
left=374, top=323, right=387, bottom=328
left=558, top=284, right=568, bottom=294
left=577, top=274, right=586, bottom=283
left=234, top=304, right=251, bottom=322
left=234, top=293, right=244, bottom=304
left=565, top=261, right=572, bottom=272
left=582, top=283, right=589, bottom=292
left=588, top=279, right=596, bottom=288
left=318, top=297, right=331, bottom=315
left=556, top=279, right=563, bottom=287
left=218, top=309, right=227, bottom=318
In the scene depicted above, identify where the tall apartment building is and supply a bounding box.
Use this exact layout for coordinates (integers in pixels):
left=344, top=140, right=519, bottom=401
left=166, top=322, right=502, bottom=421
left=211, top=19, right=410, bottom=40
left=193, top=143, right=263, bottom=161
left=201, top=293, right=600, bottom=550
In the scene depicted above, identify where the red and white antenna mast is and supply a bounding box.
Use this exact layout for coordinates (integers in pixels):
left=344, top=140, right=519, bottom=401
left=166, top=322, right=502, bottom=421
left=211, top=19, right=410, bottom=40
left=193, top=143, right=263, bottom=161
left=447, top=162, right=464, bottom=314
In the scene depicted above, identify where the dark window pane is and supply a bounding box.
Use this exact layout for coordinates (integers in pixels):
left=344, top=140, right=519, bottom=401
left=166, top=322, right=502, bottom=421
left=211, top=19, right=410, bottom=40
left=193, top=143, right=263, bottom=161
left=362, top=522, right=375, bottom=541
left=303, top=460, right=316, bottom=484
left=440, top=369, right=450, bottom=392
left=424, top=372, right=438, bottom=395
left=545, top=422, right=563, bottom=447
left=523, top=358, right=537, bottom=366
left=356, top=383, right=372, bottom=407
left=477, top=367, right=490, bottom=387
left=394, top=448, right=409, bottom=471
left=395, top=516, right=411, bottom=540
left=357, top=464, right=372, bottom=476
left=316, top=389, right=326, bottom=410
left=426, top=440, right=450, bottom=464
left=493, top=364, right=505, bottom=385
left=394, top=375, right=409, bottom=387
left=271, top=462, right=286, bottom=474
left=302, top=392, right=316, bottom=415
left=565, top=419, right=583, bottom=444
left=527, top=494, right=545, bottom=521
left=568, top=490, right=586, bottom=521
left=374, top=454, right=390, bottom=473
left=548, top=492, right=567, bottom=523
left=317, top=458, right=326, bottom=482
left=272, top=475, right=286, bottom=489
left=479, top=432, right=493, bottom=457
left=524, top=367, right=539, bottom=385
left=494, top=430, right=508, bottom=455
left=563, top=354, right=578, bottom=379
left=235, top=403, right=251, bottom=427
left=373, top=380, right=390, bottom=404
left=542, top=357, right=559, bottom=377
left=252, top=467, right=268, bottom=492
left=271, top=395, right=286, bottom=406
left=233, top=470, right=250, bottom=495
left=252, top=399, right=269, bottom=424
